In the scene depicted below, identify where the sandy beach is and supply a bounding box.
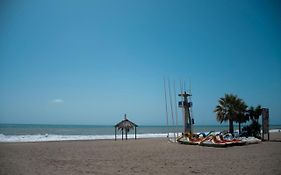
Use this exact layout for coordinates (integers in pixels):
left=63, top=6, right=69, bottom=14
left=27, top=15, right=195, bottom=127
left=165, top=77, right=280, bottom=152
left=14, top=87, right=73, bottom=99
left=1, top=133, right=281, bottom=175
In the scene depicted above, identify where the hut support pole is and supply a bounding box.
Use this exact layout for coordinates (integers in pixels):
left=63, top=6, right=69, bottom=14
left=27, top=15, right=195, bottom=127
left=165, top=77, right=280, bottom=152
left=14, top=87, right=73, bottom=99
left=122, top=129, right=123, bottom=140
left=135, top=127, right=137, bottom=139
left=125, top=130, right=128, bottom=140
left=115, top=127, right=117, bottom=141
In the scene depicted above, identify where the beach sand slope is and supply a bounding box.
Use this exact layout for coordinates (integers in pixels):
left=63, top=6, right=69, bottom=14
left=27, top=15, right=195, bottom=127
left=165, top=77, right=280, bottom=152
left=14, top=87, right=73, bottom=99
left=0, top=133, right=281, bottom=175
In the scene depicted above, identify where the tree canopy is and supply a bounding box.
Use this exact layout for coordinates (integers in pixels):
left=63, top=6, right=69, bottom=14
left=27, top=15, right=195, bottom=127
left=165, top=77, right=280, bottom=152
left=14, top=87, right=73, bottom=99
left=214, top=94, right=248, bottom=134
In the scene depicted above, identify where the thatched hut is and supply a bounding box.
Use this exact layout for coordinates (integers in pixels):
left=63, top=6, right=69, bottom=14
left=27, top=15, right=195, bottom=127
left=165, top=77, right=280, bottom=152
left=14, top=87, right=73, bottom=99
left=115, top=114, right=138, bottom=140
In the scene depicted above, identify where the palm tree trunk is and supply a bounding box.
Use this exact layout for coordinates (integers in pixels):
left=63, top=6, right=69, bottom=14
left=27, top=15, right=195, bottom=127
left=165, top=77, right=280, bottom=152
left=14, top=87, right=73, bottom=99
left=229, top=119, right=234, bottom=134
left=238, top=122, right=241, bottom=135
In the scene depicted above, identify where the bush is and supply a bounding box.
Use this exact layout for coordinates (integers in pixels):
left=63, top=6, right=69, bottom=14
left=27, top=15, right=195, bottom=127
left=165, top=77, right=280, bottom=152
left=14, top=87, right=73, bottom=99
left=241, top=121, right=261, bottom=139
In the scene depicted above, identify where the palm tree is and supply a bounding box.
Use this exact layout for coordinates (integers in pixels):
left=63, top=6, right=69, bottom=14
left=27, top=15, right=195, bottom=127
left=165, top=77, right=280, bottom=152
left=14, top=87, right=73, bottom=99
left=234, top=100, right=248, bottom=134
left=214, top=94, right=248, bottom=134
left=248, top=105, right=262, bottom=123
left=247, top=105, right=262, bottom=137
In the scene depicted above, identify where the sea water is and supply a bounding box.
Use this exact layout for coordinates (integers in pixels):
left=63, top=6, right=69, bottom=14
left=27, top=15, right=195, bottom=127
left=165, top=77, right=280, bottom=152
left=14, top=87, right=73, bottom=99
left=0, top=124, right=280, bottom=142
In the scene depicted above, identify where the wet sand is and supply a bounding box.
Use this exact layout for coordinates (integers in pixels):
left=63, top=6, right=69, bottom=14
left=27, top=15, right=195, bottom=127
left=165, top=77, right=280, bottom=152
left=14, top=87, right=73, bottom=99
left=0, top=133, right=281, bottom=175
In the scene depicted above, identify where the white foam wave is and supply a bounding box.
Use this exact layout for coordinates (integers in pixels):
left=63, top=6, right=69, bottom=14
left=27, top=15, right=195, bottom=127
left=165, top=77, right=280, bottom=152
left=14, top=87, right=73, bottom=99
left=269, top=129, right=281, bottom=133
left=0, top=133, right=168, bottom=143
left=1, top=129, right=280, bottom=143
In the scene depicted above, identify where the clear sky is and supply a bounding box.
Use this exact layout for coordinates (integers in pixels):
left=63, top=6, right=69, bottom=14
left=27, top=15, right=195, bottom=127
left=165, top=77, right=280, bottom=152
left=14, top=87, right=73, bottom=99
left=0, top=0, right=280, bottom=125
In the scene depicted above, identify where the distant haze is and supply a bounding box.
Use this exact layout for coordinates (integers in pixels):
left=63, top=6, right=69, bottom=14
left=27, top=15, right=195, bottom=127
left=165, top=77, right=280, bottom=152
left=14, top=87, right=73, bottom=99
left=0, top=0, right=280, bottom=125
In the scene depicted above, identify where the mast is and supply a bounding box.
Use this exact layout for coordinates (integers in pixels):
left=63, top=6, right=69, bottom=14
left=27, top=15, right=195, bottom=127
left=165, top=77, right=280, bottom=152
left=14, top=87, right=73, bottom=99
left=168, top=78, right=176, bottom=140
left=173, top=80, right=179, bottom=137
left=163, top=78, right=169, bottom=138
left=178, top=91, right=192, bottom=134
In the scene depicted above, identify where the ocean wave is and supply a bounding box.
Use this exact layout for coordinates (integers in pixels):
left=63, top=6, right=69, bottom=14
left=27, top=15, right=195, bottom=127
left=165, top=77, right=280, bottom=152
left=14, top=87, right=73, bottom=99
left=0, top=129, right=280, bottom=143
left=269, top=129, right=281, bottom=133
left=0, top=133, right=169, bottom=143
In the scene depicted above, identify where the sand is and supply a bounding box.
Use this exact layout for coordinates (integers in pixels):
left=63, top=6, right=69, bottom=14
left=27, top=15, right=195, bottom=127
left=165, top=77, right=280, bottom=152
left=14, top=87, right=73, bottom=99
left=0, top=133, right=281, bottom=175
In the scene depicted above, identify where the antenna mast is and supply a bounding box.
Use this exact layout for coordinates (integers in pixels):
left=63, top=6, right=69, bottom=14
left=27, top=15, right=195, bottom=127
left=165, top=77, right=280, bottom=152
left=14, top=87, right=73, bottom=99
left=178, top=84, right=193, bottom=134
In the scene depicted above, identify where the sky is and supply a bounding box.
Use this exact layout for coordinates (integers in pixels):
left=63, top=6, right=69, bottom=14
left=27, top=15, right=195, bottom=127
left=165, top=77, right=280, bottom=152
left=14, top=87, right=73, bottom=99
left=0, top=0, right=281, bottom=125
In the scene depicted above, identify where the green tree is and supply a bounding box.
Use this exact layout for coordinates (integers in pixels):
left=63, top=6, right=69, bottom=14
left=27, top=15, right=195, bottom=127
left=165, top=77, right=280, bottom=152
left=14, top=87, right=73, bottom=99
left=248, top=105, right=262, bottom=123
left=214, top=94, right=248, bottom=134
left=246, top=105, right=262, bottom=138
left=234, top=99, right=248, bottom=134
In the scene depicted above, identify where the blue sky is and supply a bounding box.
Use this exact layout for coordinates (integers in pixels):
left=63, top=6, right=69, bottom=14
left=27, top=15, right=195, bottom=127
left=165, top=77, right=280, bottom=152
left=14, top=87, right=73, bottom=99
left=0, top=0, right=280, bottom=125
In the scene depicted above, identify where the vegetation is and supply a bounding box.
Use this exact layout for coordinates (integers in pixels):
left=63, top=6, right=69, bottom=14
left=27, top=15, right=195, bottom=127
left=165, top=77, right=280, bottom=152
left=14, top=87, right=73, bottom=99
left=241, top=105, right=262, bottom=138
left=234, top=99, right=248, bottom=134
left=248, top=105, right=262, bottom=123
left=214, top=94, right=248, bottom=134
left=214, top=94, right=262, bottom=137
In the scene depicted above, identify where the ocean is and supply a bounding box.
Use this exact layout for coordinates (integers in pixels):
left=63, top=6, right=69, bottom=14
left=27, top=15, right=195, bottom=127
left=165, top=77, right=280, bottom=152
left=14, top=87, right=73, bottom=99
left=0, top=124, right=280, bottom=142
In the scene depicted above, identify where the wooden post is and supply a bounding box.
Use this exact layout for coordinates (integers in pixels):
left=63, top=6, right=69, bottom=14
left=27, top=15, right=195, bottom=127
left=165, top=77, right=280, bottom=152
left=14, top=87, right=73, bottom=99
left=268, top=130, right=270, bottom=141
left=262, top=108, right=270, bottom=141
left=115, top=127, right=117, bottom=141
left=135, top=127, right=137, bottom=139
left=125, top=129, right=128, bottom=140
left=122, top=129, right=123, bottom=140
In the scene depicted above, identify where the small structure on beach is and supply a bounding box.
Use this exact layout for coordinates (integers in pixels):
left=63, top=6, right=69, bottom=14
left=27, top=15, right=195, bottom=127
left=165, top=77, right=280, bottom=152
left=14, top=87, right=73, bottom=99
left=115, top=114, right=138, bottom=140
left=262, top=108, right=270, bottom=141
left=178, top=91, right=193, bottom=134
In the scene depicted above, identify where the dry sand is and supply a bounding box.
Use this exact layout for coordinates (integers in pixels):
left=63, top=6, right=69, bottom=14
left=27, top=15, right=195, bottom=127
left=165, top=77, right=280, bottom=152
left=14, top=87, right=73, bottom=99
left=1, top=133, right=281, bottom=175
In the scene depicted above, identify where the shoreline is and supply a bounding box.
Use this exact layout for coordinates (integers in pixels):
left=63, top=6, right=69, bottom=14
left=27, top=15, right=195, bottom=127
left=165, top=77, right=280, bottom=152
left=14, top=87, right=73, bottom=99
left=0, top=133, right=280, bottom=144
left=0, top=137, right=162, bottom=144
left=1, top=129, right=280, bottom=143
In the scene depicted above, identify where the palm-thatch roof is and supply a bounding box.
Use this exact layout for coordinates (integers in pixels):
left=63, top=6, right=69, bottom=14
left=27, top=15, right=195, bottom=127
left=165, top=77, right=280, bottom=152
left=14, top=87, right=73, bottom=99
left=115, top=114, right=138, bottom=130
left=114, top=114, right=138, bottom=140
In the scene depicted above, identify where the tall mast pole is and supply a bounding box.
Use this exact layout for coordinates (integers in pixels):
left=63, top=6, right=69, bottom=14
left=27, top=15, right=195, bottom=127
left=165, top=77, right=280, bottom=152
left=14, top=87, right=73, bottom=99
left=163, top=77, right=169, bottom=138
left=173, top=80, right=179, bottom=137
left=168, top=78, right=176, bottom=140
